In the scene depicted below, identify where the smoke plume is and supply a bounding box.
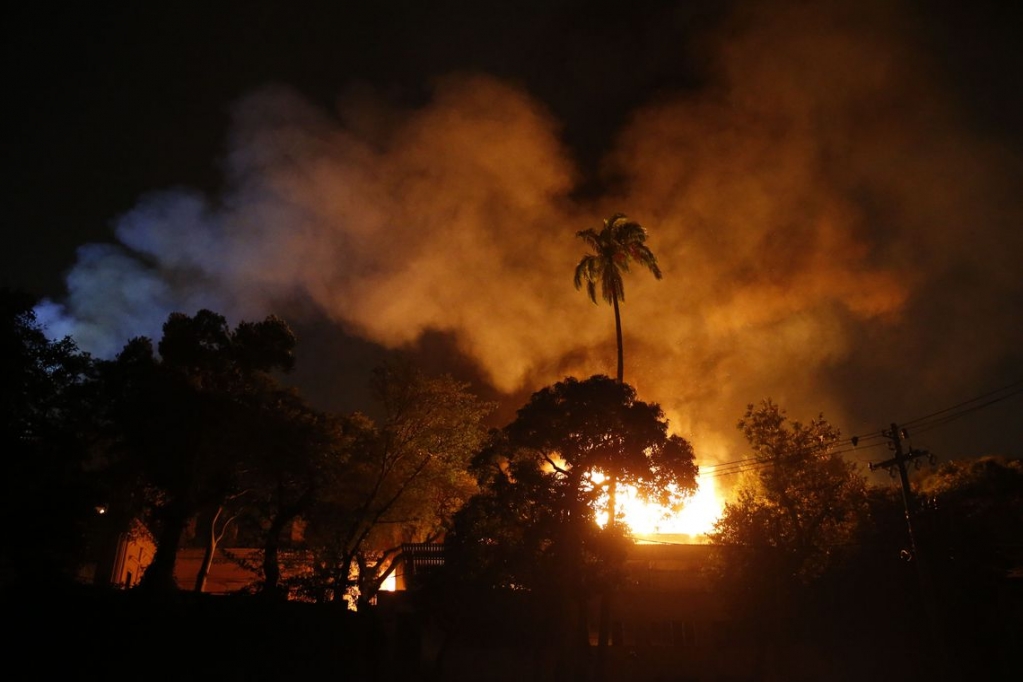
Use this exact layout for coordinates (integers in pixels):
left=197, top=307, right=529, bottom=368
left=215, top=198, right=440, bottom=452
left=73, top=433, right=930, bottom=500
left=38, top=0, right=1023, bottom=480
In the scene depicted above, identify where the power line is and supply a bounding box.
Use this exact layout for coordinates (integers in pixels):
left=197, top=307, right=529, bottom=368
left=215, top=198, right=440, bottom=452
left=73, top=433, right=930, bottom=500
left=847, top=379, right=1023, bottom=458
left=698, top=379, right=1023, bottom=479
left=899, top=379, right=1023, bottom=431
left=903, top=388, right=1023, bottom=438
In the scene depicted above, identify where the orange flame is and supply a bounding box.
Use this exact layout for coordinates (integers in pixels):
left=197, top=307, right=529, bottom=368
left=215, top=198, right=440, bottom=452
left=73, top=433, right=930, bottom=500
left=593, top=472, right=724, bottom=540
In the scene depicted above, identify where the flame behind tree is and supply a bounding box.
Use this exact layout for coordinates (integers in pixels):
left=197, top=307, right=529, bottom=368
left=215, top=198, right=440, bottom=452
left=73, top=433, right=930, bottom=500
left=446, top=375, right=697, bottom=675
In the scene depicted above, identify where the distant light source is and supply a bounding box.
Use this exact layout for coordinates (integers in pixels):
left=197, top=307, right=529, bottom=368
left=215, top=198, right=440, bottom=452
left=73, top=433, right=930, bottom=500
left=95, top=505, right=107, bottom=515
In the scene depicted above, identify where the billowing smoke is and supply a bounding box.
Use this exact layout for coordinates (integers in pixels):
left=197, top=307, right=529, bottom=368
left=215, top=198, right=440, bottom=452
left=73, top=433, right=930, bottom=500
left=37, top=0, right=1023, bottom=480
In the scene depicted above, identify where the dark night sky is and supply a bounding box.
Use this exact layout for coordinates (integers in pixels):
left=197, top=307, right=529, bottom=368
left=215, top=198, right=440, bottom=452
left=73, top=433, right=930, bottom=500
left=5, top=0, right=1023, bottom=489
left=5, top=0, right=720, bottom=297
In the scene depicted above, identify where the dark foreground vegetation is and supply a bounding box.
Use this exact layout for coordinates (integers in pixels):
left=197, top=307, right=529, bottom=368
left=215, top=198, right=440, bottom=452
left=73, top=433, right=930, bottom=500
left=3, top=284, right=1021, bottom=682
left=3, top=583, right=385, bottom=680
left=4, top=572, right=1021, bottom=682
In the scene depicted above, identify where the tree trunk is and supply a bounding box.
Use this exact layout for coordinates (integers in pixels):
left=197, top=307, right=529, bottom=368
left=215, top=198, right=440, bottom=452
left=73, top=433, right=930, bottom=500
left=261, top=492, right=310, bottom=599
left=194, top=536, right=216, bottom=593
left=596, top=594, right=610, bottom=680
left=138, top=499, right=188, bottom=591
left=262, top=517, right=284, bottom=597
left=612, top=295, right=624, bottom=384
left=194, top=505, right=225, bottom=593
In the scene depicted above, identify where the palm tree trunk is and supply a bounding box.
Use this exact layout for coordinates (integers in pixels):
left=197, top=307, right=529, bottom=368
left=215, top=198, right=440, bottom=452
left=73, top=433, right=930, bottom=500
left=612, top=294, right=624, bottom=384
left=602, top=275, right=624, bottom=663
left=601, top=293, right=624, bottom=669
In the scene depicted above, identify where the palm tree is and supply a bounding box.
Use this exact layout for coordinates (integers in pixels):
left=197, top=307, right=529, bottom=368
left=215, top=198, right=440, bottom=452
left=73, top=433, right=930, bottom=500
left=574, top=212, right=663, bottom=662
left=573, top=212, right=663, bottom=384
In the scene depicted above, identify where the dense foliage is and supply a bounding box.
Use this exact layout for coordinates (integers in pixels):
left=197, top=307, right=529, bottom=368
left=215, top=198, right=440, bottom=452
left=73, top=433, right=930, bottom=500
left=0, top=288, right=97, bottom=585
left=443, top=375, right=698, bottom=676
left=294, top=360, right=494, bottom=607
left=710, top=399, right=868, bottom=585
left=448, top=375, right=697, bottom=590
left=0, top=297, right=494, bottom=605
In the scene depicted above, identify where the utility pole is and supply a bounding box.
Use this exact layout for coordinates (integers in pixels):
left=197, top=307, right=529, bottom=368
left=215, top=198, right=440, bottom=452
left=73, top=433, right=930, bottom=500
left=869, top=423, right=933, bottom=559
left=868, top=423, right=947, bottom=680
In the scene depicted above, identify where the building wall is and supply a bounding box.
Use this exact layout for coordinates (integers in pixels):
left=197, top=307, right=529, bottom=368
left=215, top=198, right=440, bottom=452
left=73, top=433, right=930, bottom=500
left=172, top=548, right=265, bottom=593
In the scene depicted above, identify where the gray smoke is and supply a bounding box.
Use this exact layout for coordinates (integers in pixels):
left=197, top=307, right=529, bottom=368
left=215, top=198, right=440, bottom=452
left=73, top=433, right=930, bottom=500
left=37, top=0, right=1023, bottom=484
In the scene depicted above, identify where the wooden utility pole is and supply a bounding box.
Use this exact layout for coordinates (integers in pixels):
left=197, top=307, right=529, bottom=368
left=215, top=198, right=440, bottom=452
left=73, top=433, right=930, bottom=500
left=869, top=423, right=933, bottom=558
left=869, top=424, right=948, bottom=680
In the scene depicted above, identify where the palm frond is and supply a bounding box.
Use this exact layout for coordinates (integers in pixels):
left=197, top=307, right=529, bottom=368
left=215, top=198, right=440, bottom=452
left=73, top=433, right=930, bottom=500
left=602, top=269, right=624, bottom=304
left=574, top=256, right=601, bottom=304
left=574, top=212, right=662, bottom=305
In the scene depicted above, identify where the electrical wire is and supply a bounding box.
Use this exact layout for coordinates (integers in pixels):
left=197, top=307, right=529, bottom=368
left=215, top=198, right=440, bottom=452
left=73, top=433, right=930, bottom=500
left=899, top=378, right=1023, bottom=432
left=697, top=378, right=1023, bottom=479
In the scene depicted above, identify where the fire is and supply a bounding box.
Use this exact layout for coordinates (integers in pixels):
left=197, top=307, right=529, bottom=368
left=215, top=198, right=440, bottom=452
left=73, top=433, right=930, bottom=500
left=594, top=472, right=725, bottom=539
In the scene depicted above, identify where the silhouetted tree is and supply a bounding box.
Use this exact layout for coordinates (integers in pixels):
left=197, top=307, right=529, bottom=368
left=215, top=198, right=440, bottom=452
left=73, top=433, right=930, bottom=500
left=446, top=375, right=697, bottom=680
left=916, top=455, right=1023, bottom=573
left=297, top=360, right=493, bottom=608
left=915, top=456, right=1023, bottom=680
left=0, top=288, right=97, bottom=586
left=573, top=213, right=663, bottom=659
left=234, top=389, right=345, bottom=599
left=708, top=400, right=869, bottom=679
left=573, top=213, right=662, bottom=385
left=102, top=309, right=297, bottom=592
left=804, top=457, right=1023, bottom=682
left=711, top=399, right=868, bottom=583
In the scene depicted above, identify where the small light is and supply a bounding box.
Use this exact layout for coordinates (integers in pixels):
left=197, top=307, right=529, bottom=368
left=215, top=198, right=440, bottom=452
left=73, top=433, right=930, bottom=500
left=95, top=506, right=107, bottom=515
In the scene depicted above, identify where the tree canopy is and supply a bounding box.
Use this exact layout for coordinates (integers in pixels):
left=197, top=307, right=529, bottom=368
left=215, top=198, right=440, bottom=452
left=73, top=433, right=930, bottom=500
left=916, top=455, right=1023, bottom=580
left=710, top=399, right=868, bottom=584
left=447, top=375, right=698, bottom=589
left=0, top=288, right=97, bottom=586
left=101, top=309, right=299, bottom=591
left=295, top=359, right=494, bottom=607
left=444, top=375, right=697, bottom=679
